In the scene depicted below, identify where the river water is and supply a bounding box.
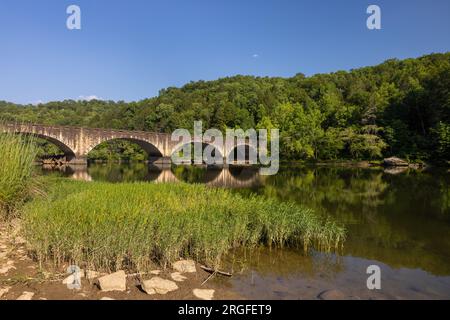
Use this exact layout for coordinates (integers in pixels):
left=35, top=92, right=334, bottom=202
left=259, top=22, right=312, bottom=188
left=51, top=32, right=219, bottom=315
left=40, top=163, right=450, bottom=299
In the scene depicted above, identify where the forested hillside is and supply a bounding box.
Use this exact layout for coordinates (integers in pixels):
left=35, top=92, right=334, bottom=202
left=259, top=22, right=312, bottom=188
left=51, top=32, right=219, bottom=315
left=1, top=53, right=449, bottom=163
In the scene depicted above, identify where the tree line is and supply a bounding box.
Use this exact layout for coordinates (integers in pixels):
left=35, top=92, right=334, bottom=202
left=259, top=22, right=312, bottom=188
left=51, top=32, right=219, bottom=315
left=1, top=52, right=449, bottom=164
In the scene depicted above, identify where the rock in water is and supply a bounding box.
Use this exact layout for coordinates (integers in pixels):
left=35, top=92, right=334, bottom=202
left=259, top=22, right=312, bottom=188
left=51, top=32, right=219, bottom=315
left=142, top=277, right=179, bottom=295
left=318, top=289, right=346, bottom=300
left=98, top=270, right=127, bottom=292
left=193, top=289, right=215, bottom=300
left=383, top=157, right=409, bottom=167
left=172, top=260, right=196, bottom=273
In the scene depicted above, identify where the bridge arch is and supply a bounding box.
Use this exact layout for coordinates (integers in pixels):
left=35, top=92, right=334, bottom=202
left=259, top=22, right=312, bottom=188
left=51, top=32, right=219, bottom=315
left=86, top=138, right=164, bottom=162
left=13, top=132, right=77, bottom=162
left=171, top=142, right=224, bottom=165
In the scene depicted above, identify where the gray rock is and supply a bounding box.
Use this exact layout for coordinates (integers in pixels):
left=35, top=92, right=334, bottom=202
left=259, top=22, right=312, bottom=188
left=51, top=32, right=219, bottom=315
left=383, top=157, right=409, bottom=167
left=98, top=270, right=127, bottom=292
left=142, top=277, right=179, bottom=295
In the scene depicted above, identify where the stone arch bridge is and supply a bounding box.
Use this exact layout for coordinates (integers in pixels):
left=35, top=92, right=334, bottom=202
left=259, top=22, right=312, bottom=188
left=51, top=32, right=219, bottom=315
left=1, top=123, right=256, bottom=165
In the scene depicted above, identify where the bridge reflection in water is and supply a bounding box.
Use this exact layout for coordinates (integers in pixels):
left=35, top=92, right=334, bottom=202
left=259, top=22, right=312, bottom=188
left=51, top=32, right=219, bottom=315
left=41, top=163, right=263, bottom=189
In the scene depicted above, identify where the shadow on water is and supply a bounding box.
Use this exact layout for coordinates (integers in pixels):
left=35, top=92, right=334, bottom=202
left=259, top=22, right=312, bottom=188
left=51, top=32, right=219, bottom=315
left=38, top=163, right=450, bottom=299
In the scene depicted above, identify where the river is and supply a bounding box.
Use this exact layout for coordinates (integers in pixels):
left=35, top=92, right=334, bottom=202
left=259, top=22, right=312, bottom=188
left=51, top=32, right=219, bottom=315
left=39, top=163, right=450, bottom=299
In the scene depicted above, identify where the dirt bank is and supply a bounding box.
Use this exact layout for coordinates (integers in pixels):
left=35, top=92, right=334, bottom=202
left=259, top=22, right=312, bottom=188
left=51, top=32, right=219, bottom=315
left=0, top=221, right=241, bottom=300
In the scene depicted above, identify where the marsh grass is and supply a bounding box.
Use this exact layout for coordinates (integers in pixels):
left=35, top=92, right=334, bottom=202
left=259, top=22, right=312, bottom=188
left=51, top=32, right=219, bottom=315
left=0, top=131, right=39, bottom=218
left=23, top=179, right=345, bottom=272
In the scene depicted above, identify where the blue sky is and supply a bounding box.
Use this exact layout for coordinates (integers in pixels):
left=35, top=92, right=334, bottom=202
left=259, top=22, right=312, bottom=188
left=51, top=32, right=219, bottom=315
left=1, top=0, right=449, bottom=104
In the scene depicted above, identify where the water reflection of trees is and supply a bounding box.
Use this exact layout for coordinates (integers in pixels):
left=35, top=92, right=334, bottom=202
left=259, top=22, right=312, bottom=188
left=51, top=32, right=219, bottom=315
left=222, top=247, right=344, bottom=279
left=38, top=163, right=450, bottom=275
left=248, top=167, right=450, bottom=275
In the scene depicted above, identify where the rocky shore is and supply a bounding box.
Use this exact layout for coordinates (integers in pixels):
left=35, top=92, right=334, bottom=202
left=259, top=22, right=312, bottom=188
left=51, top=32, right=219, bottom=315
left=0, top=220, right=240, bottom=300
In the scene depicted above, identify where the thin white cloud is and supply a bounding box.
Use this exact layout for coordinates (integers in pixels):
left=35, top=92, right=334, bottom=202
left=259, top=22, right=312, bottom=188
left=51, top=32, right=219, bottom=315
left=78, top=95, right=103, bottom=101
left=252, top=54, right=259, bottom=58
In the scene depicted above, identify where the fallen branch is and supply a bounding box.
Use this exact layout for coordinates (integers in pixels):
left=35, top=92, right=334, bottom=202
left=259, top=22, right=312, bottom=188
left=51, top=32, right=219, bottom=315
left=201, top=271, right=216, bottom=286
left=200, top=265, right=232, bottom=277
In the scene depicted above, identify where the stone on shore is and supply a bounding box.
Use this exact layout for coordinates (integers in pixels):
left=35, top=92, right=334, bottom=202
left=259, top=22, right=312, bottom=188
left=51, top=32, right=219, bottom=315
left=172, top=260, right=196, bottom=273
left=16, top=291, right=34, bottom=300
left=63, top=269, right=86, bottom=286
left=0, top=264, right=16, bottom=275
left=193, top=289, right=215, bottom=300
left=142, top=277, right=179, bottom=295
left=171, top=272, right=187, bottom=282
left=98, top=270, right=127, bottom=292
left=383, top=157, right=409, bottom=167
left=0, top=286, right=11, bottom=298
left=85, top=270, right=102, bottom=280
left=62, top=274, right=76, bottom=285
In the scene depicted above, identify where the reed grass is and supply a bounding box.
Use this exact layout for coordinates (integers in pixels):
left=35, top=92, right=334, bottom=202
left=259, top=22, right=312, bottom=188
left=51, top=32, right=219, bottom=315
left=23, top=179, right=345, bottom=271
left=0, top=132, right=38, bottom=218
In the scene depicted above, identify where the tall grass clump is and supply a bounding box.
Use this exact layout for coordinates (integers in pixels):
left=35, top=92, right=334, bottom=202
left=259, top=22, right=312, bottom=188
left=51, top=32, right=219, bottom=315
left=23, top=179, right=345, bottom=271
left=0, top=131, right=38, bottom=218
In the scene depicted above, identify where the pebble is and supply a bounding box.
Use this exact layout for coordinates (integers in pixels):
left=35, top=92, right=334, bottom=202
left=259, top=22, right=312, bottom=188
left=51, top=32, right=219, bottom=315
left=193, top=289, right=215, bottom=300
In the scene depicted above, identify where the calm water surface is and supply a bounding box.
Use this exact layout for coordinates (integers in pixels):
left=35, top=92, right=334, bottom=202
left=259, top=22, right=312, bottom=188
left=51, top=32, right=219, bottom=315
left=40, top=163, right=450, bottom=299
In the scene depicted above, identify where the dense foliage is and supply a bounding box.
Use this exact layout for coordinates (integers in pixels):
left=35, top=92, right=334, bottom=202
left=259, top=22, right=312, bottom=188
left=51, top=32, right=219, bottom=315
left=1, top=53, right=449, bottom=163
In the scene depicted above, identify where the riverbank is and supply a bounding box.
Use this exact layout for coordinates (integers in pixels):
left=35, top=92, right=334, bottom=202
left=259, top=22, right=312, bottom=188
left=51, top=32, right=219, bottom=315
left=0, top=220, right=242, bottom=300
left=1, top=178, right=344, bottom=300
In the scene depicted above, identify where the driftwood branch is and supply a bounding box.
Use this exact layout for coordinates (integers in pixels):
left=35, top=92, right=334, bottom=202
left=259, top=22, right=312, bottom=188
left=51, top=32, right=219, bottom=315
left=201, top=271, right=217, bottom=286
left=200, top=265, right=232, bottom=277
